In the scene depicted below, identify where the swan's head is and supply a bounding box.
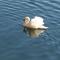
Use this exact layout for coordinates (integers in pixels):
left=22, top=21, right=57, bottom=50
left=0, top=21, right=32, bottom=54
left=23, top=16, right=30, bottom=24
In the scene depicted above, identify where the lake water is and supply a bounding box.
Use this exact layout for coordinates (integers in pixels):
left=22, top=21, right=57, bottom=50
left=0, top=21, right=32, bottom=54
left=0, top=0, right=60, bottom=60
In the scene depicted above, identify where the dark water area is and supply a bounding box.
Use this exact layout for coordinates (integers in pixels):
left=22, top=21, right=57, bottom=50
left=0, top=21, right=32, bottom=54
left=0, top=0, right=60, bottom=60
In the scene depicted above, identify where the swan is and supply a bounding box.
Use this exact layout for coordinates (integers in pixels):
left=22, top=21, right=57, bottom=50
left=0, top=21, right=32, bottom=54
left=23, top=16, right=48, bottom=29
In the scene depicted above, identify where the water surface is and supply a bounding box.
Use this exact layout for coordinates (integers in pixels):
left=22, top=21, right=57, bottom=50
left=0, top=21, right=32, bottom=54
left=0, top=0, right=60, bottom=60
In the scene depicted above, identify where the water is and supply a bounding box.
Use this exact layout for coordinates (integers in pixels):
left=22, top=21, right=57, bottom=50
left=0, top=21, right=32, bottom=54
left=0, top=0, right=60, bottom=60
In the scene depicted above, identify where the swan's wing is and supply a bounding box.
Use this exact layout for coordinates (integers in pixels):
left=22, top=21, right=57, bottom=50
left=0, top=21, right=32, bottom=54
left=31, top=16, right=44, bottom=25
left=30, top=16, right=48, bottom=29
left=30, top=16, right=44, bottom=28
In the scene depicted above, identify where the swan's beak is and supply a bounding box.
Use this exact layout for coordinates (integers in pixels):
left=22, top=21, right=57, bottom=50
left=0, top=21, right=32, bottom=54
left=23, top=19, right=25, bottom=21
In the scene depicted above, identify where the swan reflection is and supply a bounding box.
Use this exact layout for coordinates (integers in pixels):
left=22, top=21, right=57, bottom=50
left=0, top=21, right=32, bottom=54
left=23, top=27, right=45, bottom=38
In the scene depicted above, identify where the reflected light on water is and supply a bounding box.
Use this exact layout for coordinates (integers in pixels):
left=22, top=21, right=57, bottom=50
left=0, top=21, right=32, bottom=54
left=23, top=27, right=46, bottom=38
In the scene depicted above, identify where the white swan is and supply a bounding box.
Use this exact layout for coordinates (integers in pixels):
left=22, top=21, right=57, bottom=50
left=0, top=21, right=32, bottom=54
left=23, top=16, right=48, bottom=29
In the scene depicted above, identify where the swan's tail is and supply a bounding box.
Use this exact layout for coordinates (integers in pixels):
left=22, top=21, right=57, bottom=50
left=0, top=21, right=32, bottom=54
left=40, top=25, right=48, bottom=29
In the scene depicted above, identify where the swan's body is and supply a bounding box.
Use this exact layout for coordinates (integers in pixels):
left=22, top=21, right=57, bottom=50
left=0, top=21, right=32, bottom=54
left=23, top=16, right=48, bottom=29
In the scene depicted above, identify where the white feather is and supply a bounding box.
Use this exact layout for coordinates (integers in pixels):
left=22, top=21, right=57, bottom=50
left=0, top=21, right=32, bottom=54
left=30, top=16, right=48, bottom=29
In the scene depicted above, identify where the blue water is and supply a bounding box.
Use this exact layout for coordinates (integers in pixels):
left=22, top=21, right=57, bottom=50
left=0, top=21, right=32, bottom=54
left=0, top=0, right=60, bottom=60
